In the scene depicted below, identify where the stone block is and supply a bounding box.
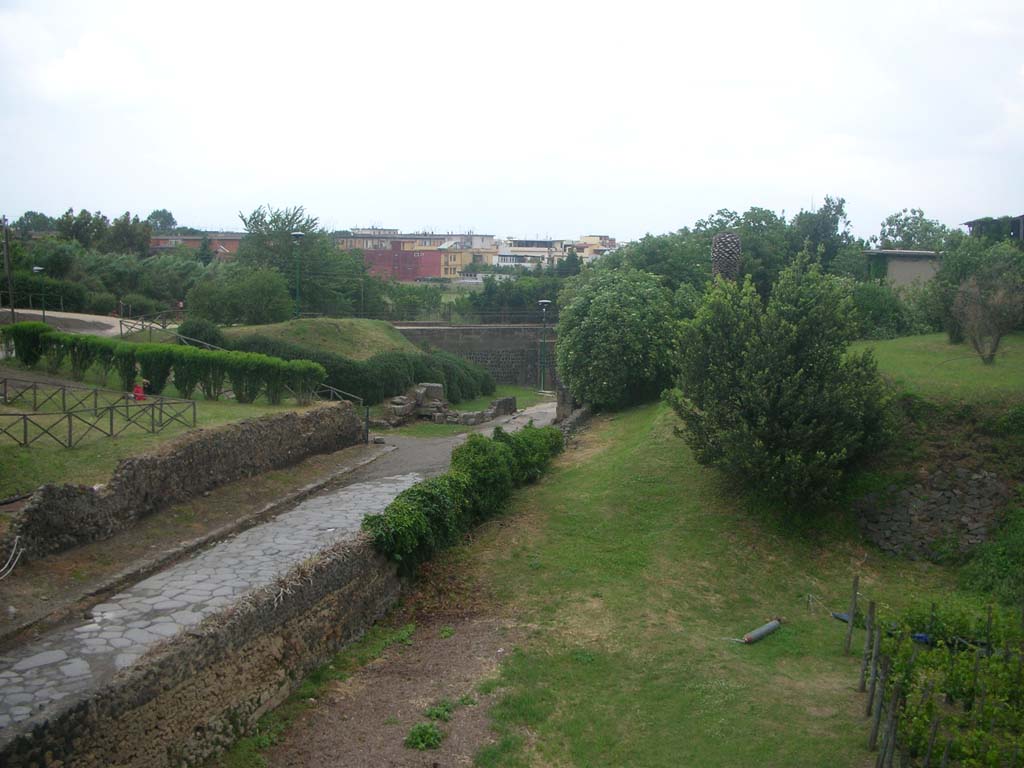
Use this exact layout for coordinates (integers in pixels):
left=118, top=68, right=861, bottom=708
left=420, top=382, right=445, bottom=401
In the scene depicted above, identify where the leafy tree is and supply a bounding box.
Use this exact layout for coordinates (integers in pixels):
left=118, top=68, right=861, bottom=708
left=56, top=208, right=109, bottom=249
left=950, top=241, right=1024, bottom=363
left=237, top=205, right=383, bottom=316
left=789, top=195, right=854, bottom=271
left=666, top=258, right=890, bottom=505
left=145, top=209, right=177, bottom=232
left=556, top=268, right=678, bottom=409
left=103, top=212, right=152, bottom=257
left=14, top=236, right=82, bottom=279
left=196, top=234, right=214, bottom=265
left=460, top=274, right=562, bottom=321
left=556, top=249, right=582, bottom=277
left=608, top=230, right=710, bottom=291
left=876, top=208, right=951, bottom=251
left=186, top=265, right=292, bottom=325
left=13, top=211, right=56, bottom=238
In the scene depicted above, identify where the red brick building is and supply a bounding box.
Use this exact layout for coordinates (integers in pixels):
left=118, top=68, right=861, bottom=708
left=360, top=244, right=443, bottom=281
left=149, top=233, right=243, bottom=260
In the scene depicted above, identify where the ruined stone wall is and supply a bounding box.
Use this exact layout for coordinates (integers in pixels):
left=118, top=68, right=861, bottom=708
left=856, top=466, right=1011, bottom=559
left=3, top=403, right=364, bottom=561
left=397, top=325, right=557, bottom=387
left=0, top=536, right=401, bottom=767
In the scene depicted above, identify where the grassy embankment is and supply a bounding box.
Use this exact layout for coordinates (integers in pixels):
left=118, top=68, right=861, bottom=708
left=222, top=318, right=418, bottom=360
left=210, top=331, right=1021, bottom=766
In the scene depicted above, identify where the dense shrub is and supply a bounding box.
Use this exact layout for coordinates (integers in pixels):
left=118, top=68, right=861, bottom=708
left=135, top=344, right=176, bottom=394
left=41, top=332, right=68, bottom=374
left=0, top=321, right=53, bottom=366
left=667, top=258, right=892, bottom=506
left=852, top=280, right=908, bottom=339
left=556, top=268, right=679, bottom=409
left=960, top=508, right=1024, bottom=605
left=450, top=434, right=515, bottom=520
left=227, top=333, right=493, bottom=405
left=169, top=346, right=201, bottom=398
left=176, top=317, right=226, bottom=349
left=363, top=425, right=563, bottom=571
left=196, top=350, right=229, bottom=400
left=47, top=332, right=97, bottom=380
left=85, top=291, right=118, bottom=316
left=113, top=343, right=138, bottom=391
left=185, top=266, right=292, bottom=325
left=10, top=272, right=87, bottom=312
left=287, top=359, right=326, bottom=405
left=120, top=292, right=160, bottom=317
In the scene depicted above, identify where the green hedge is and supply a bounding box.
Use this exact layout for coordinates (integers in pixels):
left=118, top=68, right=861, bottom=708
left=228, top=334, right=495, bottom=405
left=0, top=322, right=326, bottom=402
left=362, top=424, right=563, bottom=572
left=0, top=321, right=52, bottom=367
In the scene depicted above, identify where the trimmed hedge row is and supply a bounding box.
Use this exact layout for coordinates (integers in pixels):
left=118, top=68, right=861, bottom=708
left=0, top=322, right=325, bottom=404
left=228, top=333, right=495, bottom=405
left=362, top=424, right=563, bottom=571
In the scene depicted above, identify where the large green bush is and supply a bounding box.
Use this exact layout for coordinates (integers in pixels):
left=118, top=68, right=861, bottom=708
left=667, top=258, right=891, bottom=506
left=363, top=425, right=563, bottom=572
left=556, top=268, right=679, bottom=410
left=176, top=317, right=226, bottom=349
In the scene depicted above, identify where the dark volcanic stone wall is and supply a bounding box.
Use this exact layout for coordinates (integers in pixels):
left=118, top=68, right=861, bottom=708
left=397, top=325, right=557, bottom=387
left=856, top=466, right=1011, bottom=559
left=2, top=402, right=364, bottom=561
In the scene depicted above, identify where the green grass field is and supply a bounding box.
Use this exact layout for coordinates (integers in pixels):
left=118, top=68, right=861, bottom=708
left=222, top=318, right=419, bottom=360
left=852, top=331, right=1024, bottom=403
left=470, top=403, right=974, bottom=767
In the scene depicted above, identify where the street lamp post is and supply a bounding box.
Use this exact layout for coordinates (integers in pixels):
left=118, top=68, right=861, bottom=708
left=538, top=299, right=552, bottom=391
left=32, top=266, right=46, bottom=321
left=291, top=231, right=305, bottom=318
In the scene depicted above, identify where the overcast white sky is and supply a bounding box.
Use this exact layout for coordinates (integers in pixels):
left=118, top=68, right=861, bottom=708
left=0, top=0, right=1020, bottom=241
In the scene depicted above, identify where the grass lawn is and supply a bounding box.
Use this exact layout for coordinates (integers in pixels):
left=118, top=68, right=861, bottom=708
left=852, top=331, right=1024, bottom=403
left=467, top=403, right=975, bottom=767
left=222, top=317, right=419, bottom=360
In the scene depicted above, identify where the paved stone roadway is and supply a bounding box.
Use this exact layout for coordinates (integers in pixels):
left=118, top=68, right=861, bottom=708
left=0, top=473, right=421, bottom=731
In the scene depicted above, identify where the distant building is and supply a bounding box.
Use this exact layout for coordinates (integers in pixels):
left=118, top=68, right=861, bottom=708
left=359, top=242, right=444, bottom=282
left=863, top=249, right=941, bottom=286
left=149, top=233, right=243, bottom=260
left=572, top=235, right=618, bottom=263
left=497, top=238, right=570, bottom=267
left=962, top=214, right=1024, bottom=244
left=339, top=228, right=497, bottom=280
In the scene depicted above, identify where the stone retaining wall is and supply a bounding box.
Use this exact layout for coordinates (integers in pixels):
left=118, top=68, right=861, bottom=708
left=3, top=403, right=364, bottom=561
left=856, top=466, right=1011, bottom=559
left=0, top=536, right=401, bottom=767
left=396, top=325, right=556, bottom=386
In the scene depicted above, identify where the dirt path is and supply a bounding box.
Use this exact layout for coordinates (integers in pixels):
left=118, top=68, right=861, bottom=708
left=0, top=310, right=121, bottom=336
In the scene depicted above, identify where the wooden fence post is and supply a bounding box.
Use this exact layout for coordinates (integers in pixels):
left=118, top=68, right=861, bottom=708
left=859, top=600, right=876, bottom=692
left=845, top=575, right=859, bottom=654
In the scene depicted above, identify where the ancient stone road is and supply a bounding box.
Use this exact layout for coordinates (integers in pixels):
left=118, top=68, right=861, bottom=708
left=0, top=399, right=557, bottom=736
left=0, top=473, right=421, bottom=730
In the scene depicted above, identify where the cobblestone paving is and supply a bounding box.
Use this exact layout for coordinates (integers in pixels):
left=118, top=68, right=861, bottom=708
left=0, top=473, right=421, bottom=731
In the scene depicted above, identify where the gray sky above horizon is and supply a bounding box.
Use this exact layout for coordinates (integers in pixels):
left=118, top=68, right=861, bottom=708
left=0, top=0, right=1021, bottom=242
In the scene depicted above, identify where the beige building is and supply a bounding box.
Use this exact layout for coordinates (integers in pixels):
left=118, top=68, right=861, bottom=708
left=864, top=249, right=941, bottom=286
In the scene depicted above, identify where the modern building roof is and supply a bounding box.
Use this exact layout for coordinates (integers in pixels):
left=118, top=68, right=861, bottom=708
left=863, top=248, right=940, bottom=259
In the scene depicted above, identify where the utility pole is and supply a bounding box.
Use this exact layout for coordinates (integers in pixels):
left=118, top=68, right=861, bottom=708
left=291, top=231, right=304, bottom=318
left=2, top=216, right=14, bottom=324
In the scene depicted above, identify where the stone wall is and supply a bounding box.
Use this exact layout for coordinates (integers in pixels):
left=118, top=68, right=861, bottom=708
left=397, top=325, right=557, bottom=387
left=3, top=403, right=364, bottom=561
left=856, top=466, right=1011, bottom=559
left=0, top=536, right=401, bottom=767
